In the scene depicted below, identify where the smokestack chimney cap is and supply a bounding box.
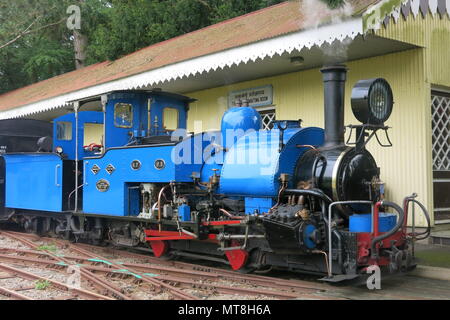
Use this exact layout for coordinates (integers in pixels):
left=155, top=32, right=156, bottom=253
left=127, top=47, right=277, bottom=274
left=320, top=65, right=348, bottom=148
left=320, top=65, right=348, bottom=82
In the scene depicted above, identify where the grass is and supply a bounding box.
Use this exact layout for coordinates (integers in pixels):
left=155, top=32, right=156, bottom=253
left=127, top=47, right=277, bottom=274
left=36, top=244, right=58, bottom=252
left=34, top=280, right=51, bottom=290
left=415, top=246, right=450, bottom=268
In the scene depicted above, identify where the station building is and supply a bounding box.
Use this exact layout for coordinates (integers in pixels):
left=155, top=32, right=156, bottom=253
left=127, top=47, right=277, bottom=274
left=0, top=0, right=449, bottom=227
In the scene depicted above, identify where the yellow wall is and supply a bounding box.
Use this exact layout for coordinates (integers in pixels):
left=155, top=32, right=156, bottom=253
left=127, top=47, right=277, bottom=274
left=162, top=107, right=179, bottom=131
left=375, top=13, right=450, bottom=225
left=375, top=13, right=450, bottom=88
left=84, top=123, right=103, bottom=146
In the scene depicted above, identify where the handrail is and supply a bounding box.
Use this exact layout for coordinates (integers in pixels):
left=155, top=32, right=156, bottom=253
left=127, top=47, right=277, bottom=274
left=402, top=194, right=431, bottom=258
left=55, top=164, right=61, bottom=187
left=407, top=199, right=431, bottom=240
left=83, top=161, right=88, bottom=186
left=370, top=201, right=405, bottom=258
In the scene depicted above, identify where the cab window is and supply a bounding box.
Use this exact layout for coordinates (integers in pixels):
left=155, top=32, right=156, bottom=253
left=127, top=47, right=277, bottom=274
left=114, top=103, right=133, bottom=128
left=83, top=123, right=103, bottom=146
left=163, top=107, right=179, bottom=131
left=56, top=122, right=72, bottom=141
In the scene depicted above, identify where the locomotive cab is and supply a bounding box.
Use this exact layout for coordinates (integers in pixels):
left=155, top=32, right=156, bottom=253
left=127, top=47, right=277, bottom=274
left=103, top=90, right=192, bottom=148
left=0, top=111, right=104, bottom=213
left=79, top=90, right=199, bottom=218
left=53, top=111, right=104, bottom=159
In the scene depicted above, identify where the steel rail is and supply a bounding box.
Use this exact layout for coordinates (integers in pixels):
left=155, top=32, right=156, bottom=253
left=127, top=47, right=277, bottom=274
left=4, top=231, right=329, bottom=290
left=0, top=248, right=328, bottom=300
left=0, top=231, right=128, bottom=298
left=0, top=253, right=324, bottom=300
left=0, top=247, right=217, bottom=280
left=0, top=231, right=131, bottom=300
left=146, top=274, right=325, bottom=300
left=0, top=254, right=423, bottom=301
left=0, top=284, right=33, bottom=300
left=77, top=249, right=316, bottom=299
left=0, top=230, right=330, bottom=297
left=2, top=231, right=443, bottom=301
left=15, top=237, right=197, bottom=300
left=74, top=242, right=331, bottom=291
left=0, top=250, right=432, bottom=301
left=67, top=242, right=199, bottom=300
left=0, top=263, right=113, bottom=300
left=53, top=244, right=316, bottom=299
left=3, top=230, right=330, bottom=292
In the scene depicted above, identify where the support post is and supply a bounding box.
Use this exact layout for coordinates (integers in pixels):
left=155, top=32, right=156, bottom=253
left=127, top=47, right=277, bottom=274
left=74, top=101, right=80, bottom=213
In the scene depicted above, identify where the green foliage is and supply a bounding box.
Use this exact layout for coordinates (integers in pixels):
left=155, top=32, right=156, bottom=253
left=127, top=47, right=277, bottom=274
left=36, top=244, right=58, bottom=252
left=86, top=0, right=285, bottom=62
left=321, top=0, right=346, bottom=9
left=0, top=0, right=75, bottom=93
left=35, top=279, right=51, bottom=290
left=0, top=0, right=298, bottom=93
left=211, top=0, right=283, bottom=23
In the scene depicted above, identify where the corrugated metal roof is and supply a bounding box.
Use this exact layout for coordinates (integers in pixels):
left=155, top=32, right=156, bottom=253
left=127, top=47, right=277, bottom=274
left=0, top=0, right=382, bottom=113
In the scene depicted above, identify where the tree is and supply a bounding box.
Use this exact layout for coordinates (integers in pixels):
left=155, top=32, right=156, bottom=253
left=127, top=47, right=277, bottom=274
left=0, top=1, right=65, bottom=50
left=0, top=0, right=346, bottom=94
left=0, top=1, right=75, bottom=93
left=0, top=0, right=108, bottom=93
left=86, top=0, right=285, bottom=62
left=322, top=0, right=345, bottom=9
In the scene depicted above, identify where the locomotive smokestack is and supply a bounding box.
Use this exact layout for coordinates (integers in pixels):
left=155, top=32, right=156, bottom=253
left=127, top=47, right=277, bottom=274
left=320, top=65, right=347, bottom=148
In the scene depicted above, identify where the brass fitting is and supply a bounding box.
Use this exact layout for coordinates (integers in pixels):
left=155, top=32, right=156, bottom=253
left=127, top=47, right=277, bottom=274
left=279, top=173, right=290, bottom=184
left=296, top=208, right=310, bottom=220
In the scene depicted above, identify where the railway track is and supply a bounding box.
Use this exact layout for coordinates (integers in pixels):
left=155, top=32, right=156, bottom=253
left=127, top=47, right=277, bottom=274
left=0, top=230, right=448, bottom=300
left=0, top=230, right=337, bottom=300
left=0, top=263, right=113, bottom=300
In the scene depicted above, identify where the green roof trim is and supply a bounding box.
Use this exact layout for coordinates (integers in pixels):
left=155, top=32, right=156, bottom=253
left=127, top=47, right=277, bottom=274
left=363, top=0, right=405, bottom=31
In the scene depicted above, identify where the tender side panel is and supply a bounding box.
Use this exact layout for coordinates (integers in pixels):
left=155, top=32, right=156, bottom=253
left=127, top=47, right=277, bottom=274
left=3, top=154, right=63, bottom=212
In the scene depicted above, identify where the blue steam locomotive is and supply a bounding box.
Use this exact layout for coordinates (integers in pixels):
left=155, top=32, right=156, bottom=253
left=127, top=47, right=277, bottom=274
left=0, top=65, right=430, bottom=281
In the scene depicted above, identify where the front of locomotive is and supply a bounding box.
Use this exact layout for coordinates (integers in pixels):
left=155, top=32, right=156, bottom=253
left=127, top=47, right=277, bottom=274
left=294, top=66, right=385, bottom=215
left=261, top=65, right=430, bottom=281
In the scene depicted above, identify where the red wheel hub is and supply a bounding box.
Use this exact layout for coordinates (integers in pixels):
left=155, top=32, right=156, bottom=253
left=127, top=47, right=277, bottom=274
left=149, top=240, right=168, bottom=258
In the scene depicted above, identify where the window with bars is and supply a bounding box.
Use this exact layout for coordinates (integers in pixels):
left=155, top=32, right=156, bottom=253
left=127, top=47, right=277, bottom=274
left=432, top=92, right=450, bottom=171
left=257, top=107, right=276, bottom=130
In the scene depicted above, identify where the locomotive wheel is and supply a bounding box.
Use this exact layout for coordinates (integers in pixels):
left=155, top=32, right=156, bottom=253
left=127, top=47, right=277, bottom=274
left=236, top=266, right=256, bottom=274
left=69, top=216, right=83, bottom=234
left=254, top=265, right=273, bottom=274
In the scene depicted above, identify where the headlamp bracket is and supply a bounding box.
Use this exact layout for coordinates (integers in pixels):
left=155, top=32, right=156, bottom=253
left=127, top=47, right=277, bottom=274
left=345, top=124, right=393, bottom=152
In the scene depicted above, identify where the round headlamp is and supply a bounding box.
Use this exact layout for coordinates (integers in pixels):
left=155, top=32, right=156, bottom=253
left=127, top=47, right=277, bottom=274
left=55, top=146, right=63, bottom=154
left=351, top=78, right=393, bottom=125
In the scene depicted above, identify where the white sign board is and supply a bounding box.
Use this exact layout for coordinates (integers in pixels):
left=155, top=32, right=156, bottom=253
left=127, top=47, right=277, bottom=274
left=228, top=85, right=273, bottom=108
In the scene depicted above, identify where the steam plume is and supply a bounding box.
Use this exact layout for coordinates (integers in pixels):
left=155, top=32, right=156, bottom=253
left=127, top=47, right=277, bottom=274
left=300, top=0, right=355, bottom=64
